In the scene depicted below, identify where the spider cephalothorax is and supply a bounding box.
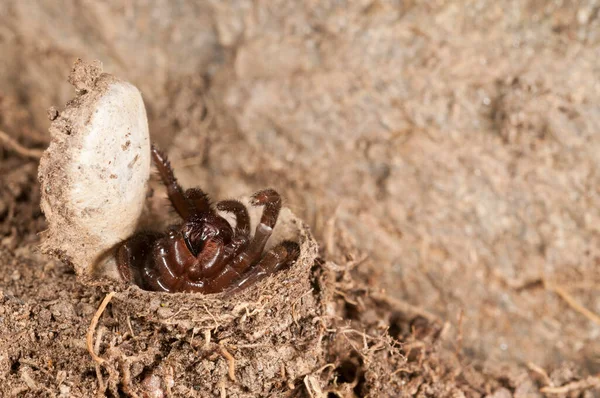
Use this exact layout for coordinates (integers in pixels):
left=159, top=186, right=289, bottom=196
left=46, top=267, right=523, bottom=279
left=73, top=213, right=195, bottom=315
left=115, top=145, right=300, bottom=294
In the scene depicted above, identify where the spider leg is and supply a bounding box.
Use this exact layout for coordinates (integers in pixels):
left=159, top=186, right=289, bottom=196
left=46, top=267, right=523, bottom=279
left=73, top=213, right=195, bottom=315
left=185, top=188, right=211, bottom=214
left=252, top=188, right=281, bottom=228
left=116, top=231, right=162, bottom=288
left=150, top=234, right=211, bottom=291
left=151, top=144, right=192, bottom=219
left=216, top=200, right=250, bottom=235
left=153, top=237, right=190, bottom=285
left=187, top=235, right=248, bottom=282
left=229, top=189, right=282, bottom=273
left=225, top=241, right=300, bottom=296
left=160, top=231, right=245, bottom=293
left=142, top=267, right=173, bottom=292
left=181, top=236, right=249, bottom=293
left=152, top=236, right=229, bottom=293
left=116, top=232, right=181, bottom=293
left=201, top=267, right=242, bottom=294
left=220, top=235, right=249, bottom=266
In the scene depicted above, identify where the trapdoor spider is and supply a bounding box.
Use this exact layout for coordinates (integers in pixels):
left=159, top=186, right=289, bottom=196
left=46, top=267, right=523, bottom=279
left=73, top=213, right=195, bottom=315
left=116, top=145, right=300, bottom=294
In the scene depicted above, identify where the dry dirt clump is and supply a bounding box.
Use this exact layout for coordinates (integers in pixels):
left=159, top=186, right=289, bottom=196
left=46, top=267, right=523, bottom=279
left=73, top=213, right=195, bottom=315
left=38, top=59, right=151, bottom=280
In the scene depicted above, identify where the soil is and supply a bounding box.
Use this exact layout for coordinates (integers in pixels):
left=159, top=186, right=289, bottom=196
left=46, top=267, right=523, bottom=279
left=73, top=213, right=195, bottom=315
left=1, top=1, right=600, bottom=397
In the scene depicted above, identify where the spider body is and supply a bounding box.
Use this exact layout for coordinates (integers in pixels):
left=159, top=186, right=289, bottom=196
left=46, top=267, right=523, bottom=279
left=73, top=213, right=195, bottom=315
left=116, top=145, right=300, bottom=294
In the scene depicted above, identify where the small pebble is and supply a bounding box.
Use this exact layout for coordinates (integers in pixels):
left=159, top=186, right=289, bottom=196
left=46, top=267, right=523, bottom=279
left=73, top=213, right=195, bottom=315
left=47, top=106, right=59, bottom=121
left=157, top=307, right=174, bottom=319
left=142, top=372, right=165, bottom=398
left=11, top=270, right=21, bottom=281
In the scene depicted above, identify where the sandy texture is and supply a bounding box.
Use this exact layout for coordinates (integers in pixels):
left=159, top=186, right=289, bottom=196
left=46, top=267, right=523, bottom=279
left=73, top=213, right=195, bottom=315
left=1, top=0, right=600, bottom=397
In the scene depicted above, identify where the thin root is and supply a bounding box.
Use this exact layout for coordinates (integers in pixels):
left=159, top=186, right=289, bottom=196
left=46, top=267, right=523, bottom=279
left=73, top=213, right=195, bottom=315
left=219, top=379, right=227, bottom=398
left=87, top=292, right=116, bottom=364
left=540, top=375, right=600, bottom=394
left=204, top=329, right=211, bottom=350
left=126, top=316, right=135, bottom=338
left=544, top=280, right=600, bottom=326
left=303, top=375, right=325, bottom=398
left=219, top=345, right=237, bottom=382
left=0, top=129, right=44, bottom=159
left=526, top=362, right=553, bottom=388
left=94, top=326, right=106, bottom=395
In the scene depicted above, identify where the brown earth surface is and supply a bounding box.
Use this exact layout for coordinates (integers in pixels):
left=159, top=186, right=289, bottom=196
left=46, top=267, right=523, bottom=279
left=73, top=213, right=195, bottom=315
left=1, top=1, right=600, bottom=397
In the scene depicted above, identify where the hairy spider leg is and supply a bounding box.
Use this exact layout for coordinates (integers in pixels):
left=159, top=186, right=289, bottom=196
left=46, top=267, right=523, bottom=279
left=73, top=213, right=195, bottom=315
left=151, top=144, right=194, bottom=219
left=252, top=188, right=281, bottom=227
left=229, top=189, right=282, bottom=273
left=216, top=236, right=250, bottom=267
left=224, top=241, right=300, bottom=295
left=216, top=200, right=250, bottom=235
left=185, top=188, right=211, bottom=214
